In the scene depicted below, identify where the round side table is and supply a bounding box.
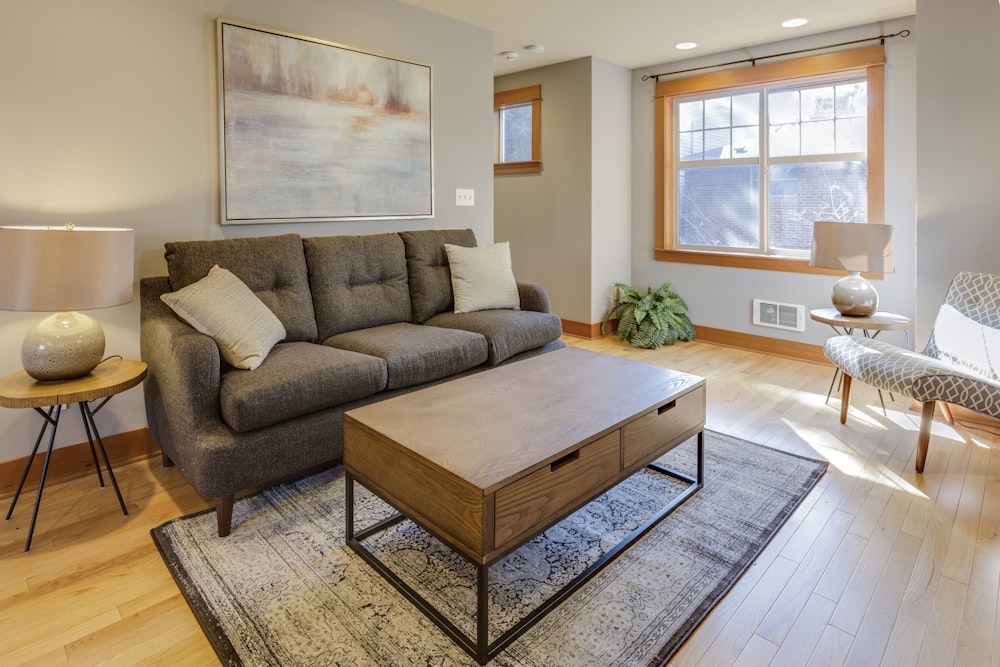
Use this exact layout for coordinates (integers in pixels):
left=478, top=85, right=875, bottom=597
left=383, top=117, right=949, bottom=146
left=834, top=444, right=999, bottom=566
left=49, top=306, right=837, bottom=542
left=1, top=358, right=147, bottom=552
left=810, top=308, right=912, bottom=413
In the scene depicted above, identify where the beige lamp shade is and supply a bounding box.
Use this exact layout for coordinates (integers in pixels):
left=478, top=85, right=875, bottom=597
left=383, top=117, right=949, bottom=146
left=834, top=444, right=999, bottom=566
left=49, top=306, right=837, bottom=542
left=0, top=225, right=134, bottom=312
left=0, top=225, right=134, bottom=381
left=810, top=221, right=893, bottom=317
left=809, top=221, right=894, bottom=274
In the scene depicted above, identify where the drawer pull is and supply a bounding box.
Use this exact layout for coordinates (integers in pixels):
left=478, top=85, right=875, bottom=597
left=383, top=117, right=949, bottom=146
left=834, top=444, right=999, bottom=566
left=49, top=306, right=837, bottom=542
left=658, top=400, right=677, bottom=415
left=550, top=450, right=580, bottom=472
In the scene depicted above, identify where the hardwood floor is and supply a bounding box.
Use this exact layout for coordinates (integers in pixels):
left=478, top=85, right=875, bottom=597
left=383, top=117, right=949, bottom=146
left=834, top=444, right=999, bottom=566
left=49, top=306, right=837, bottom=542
left=2, top=335, right=997, bottom=665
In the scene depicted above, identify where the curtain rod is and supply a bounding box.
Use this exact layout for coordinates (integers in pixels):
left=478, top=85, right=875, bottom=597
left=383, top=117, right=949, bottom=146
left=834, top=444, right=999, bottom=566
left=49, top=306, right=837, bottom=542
left=641, top=29, right=910, bottom=82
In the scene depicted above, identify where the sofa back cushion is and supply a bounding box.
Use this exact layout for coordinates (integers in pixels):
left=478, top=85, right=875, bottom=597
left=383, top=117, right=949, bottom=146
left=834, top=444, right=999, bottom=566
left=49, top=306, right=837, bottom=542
left=303, top=233, right=412, bottom=340
left=164, top=233, right=318, bottom=342
left=399, top=229, right=477, bottom=323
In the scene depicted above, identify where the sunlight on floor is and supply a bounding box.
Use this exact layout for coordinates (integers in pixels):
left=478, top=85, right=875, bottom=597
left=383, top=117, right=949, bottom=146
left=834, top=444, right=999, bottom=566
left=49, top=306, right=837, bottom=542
left=786, top=420, right=930, bottom=499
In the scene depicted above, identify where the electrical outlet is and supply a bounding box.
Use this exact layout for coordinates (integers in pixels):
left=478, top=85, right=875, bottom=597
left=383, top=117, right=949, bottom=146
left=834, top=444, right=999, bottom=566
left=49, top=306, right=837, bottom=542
left=455, top=188, right=475, bottom=207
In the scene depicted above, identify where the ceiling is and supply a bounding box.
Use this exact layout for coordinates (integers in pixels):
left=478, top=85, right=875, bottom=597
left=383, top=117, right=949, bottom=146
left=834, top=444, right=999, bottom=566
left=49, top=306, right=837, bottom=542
left=399, top=0, right=915, bottom=76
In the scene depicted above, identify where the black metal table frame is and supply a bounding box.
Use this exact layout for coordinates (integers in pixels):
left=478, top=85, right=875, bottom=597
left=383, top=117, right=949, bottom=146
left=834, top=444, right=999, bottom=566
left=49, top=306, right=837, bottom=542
left=345, top=430, right=704, bottom=665
left=4, top=397, right=129, bottom=552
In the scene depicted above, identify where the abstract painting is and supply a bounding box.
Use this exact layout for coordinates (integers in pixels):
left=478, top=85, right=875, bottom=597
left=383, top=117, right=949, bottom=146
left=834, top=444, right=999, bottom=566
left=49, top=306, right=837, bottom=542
left=218, top=20, right=432, bottom=224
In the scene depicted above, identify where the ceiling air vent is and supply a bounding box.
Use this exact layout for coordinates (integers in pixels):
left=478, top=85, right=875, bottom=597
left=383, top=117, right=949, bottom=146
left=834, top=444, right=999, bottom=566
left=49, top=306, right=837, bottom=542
left=752, top=299, right=805, bottom=332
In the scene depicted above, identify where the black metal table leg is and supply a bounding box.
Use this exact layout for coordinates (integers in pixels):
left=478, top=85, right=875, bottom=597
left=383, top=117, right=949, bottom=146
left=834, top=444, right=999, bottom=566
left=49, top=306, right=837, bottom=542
left=81, top=400, right=128, bottom=516
left=5, top=405, right=57, bottom=523
left=79, top=402, right=106, bottom=488
left=12, top=404, right=63, bottom=552
left=346, top=430, right=704, bottom=664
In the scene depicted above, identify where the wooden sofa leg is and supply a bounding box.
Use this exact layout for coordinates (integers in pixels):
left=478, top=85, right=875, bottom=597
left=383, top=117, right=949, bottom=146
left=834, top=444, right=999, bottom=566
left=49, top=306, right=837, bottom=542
left=839, top=374, right=853, bottom=425
left=939, top=401, right=955, bottom=425
left=161, top=452, right=174, bottom=468
left=916, top=401, right=935, bottom=473
left=216, top=496, right=234, bottom=537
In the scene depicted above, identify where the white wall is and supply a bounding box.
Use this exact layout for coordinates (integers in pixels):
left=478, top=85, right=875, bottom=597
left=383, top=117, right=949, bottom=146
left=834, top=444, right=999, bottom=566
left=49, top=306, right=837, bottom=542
left=0, top=0, right=494, bottom=463
left=915, top=1, right=1000, bottom=345
left=630, top=17, right=917, bottom=349
left=590, top=58, right=633, bottom=325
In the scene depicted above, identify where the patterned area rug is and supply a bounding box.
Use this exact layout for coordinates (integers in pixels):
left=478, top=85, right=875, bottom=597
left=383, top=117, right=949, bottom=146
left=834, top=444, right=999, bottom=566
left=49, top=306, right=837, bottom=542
left=152, top=431, right=826, bottom=666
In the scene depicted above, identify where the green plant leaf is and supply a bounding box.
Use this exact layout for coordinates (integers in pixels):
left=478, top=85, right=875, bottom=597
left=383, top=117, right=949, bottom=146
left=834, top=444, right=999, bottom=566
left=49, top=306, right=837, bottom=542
left=600, top=280, right=696, bottom=348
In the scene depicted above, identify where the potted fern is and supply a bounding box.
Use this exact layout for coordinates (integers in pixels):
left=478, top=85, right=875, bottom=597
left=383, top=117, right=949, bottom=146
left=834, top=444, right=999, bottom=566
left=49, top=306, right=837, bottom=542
left=600, top=282, right=696, bottom=349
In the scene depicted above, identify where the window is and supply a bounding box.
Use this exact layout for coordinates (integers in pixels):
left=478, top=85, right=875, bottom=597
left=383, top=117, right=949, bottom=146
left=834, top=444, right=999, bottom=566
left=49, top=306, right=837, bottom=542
left=494, top=85, right=541, bottom=174
left=655, top=46, right=885, bottom=273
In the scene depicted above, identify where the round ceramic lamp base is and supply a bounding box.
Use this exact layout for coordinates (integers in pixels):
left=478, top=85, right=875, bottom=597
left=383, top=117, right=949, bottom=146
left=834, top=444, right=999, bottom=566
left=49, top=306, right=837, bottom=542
left=832, top=272, right=879, bottom=317
left=21, top=311, right=106, bottom=382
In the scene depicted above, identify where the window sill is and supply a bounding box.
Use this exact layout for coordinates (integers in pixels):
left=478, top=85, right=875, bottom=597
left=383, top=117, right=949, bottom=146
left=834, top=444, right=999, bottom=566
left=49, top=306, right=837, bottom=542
left=494, top=161, right=541, bottom=175
left=655, top=248, right=868, bottom=276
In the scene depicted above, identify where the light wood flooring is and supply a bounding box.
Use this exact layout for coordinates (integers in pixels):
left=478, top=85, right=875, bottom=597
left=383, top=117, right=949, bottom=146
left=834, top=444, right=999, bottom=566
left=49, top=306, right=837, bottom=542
left=2, top=335, right=998, bottom=665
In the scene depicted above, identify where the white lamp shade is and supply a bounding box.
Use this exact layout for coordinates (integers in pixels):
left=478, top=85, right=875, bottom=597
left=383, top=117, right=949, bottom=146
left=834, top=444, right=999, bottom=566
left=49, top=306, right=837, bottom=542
left=809, top=221, right=894, bottom=274
left=0, top=225, right=135, bottom=312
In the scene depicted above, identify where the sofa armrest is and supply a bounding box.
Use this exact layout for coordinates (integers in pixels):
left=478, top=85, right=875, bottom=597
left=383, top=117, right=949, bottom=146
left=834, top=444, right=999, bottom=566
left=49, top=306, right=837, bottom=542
left=517, top=282, right=553, bottom=314
left=140, top=277, right=225, bottom=446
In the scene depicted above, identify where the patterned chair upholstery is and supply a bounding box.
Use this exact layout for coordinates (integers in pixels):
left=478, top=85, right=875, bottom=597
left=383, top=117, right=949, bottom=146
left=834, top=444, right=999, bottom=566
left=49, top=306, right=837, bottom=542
left=824, top=272, right=1000, bottom=472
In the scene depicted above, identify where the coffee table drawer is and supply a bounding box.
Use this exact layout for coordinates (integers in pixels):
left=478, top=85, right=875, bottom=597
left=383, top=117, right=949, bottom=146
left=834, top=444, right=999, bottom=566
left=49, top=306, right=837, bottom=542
left=622, top=385, right=705, bottom=469
left=493, top=430, right=622, bottom=550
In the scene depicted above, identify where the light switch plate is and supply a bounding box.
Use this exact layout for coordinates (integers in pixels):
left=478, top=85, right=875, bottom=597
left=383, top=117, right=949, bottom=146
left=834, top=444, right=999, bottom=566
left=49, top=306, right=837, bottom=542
left=455, top=188, right=475, bottom=206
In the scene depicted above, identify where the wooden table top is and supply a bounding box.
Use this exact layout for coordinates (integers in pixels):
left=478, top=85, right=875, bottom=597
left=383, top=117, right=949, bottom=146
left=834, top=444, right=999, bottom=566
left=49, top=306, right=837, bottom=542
left=809, top=307, right=912, bottom=331
left=344, top=347, right=704, bottom=493
left=0, top=358, right=147, bottom=409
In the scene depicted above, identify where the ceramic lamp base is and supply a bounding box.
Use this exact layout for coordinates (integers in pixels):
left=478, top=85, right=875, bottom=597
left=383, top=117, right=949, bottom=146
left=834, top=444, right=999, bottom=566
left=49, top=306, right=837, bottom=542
left=832, top=272, right=879, bottom=317
left=21, top=311, right=106, bottom=381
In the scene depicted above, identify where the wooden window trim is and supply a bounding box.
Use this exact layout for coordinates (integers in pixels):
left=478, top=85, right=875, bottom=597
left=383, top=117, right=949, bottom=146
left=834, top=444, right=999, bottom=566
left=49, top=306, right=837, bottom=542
left=654, top=46, right=886, bottom=272
left=495, top=84, right=541, bottom=174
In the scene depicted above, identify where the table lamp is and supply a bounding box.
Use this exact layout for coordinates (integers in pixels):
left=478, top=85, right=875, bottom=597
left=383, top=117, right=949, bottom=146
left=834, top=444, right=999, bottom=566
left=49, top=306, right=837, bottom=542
left=810, top=221, right=893, bottom=317
left=0, top=224, right=134, bottom=381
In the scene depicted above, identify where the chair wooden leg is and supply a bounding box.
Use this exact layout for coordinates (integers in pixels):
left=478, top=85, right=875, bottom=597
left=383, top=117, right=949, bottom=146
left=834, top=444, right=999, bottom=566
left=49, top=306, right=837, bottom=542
left=916, top=401, right=935, bottom=473
left=839, top=374, right=853, bottom=425
left=216, top=496, right=234, bottom=537
left=939, top=401, right=955, bottom=425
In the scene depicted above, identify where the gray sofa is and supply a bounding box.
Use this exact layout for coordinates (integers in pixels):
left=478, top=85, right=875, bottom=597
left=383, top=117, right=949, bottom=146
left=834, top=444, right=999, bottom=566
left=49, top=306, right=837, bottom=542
left=140, top=229, right=564, bottom=536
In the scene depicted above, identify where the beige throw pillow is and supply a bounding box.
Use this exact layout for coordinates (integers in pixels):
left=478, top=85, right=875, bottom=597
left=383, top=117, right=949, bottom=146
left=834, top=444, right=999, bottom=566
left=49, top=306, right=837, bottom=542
left=444, top=242, right=521, bottom=314
left=160, top=265, right=286, bottom=370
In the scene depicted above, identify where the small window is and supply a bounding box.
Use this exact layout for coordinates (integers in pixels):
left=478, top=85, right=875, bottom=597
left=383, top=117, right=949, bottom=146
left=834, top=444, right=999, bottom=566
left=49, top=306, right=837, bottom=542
left=494, top=85, right=541, bottom=174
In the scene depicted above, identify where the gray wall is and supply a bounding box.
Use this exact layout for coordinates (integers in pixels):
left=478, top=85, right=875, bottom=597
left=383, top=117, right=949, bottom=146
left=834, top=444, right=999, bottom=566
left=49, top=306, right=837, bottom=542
left=495, top=58, right=594, bottom=324
left=915, top=1, right=1000, bottom=345
left=0, top=0, right=494, bottom=462
left=495, top=56, right=632, bottom=326
left=630, top=17, right=917, bottom=349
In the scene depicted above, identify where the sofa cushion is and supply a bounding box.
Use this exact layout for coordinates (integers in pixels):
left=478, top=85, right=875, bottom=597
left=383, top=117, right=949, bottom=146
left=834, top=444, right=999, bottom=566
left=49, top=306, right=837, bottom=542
left=324, top=322, right=487, bottom=390
left=303, top=233, right=412, bottom=340
left=165, top=234, right=317, bottom=342
left=400, top=229, right=477, bottom=323
left=160, top=265, right=285, bottom=370
left=220, top=342, right=387, bottom=433
left=445, top=242, right=521, bottom=313
left=426, top=310, right=563, bottom=366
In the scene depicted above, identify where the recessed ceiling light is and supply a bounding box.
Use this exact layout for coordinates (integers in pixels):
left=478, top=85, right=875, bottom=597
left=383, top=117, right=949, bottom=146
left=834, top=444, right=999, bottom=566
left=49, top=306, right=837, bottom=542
left=782, top=18, right=808, bottom=28
left=523, top=44, right=545, bottom=55
left=675, top=42, right=698, bottom=50
left=498, top=51, right=519, bottom=61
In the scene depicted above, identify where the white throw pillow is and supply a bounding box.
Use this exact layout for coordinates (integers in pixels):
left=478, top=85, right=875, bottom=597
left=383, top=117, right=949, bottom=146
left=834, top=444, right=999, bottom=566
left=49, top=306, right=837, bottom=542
left=160, top=265, right=286, bottom=370
left=444, top=242, right=521, bottom=314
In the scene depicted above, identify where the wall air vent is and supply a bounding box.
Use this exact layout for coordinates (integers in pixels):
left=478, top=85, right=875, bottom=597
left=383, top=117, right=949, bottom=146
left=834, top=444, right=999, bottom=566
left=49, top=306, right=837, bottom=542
left=752, top=299, right=805, bottom=332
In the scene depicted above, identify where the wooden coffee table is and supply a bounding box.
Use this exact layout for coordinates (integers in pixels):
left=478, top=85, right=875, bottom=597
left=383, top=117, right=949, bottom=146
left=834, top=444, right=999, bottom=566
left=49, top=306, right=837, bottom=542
left=343, top=347, right=705, bottom=664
